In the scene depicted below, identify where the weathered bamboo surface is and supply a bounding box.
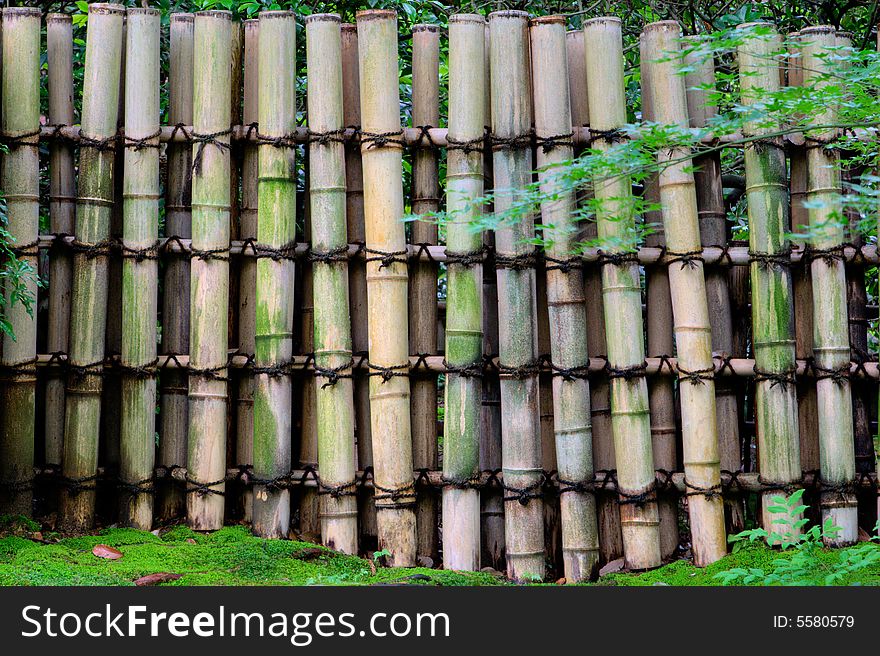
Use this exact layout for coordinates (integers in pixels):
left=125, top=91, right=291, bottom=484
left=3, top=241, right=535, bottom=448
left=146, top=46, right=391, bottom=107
left=60, top=2, right=125, bottom=532
left=7, top=8, right=880, bottom=579
left=187, top=10, right=232, bottom=530
left=0, top=6, right=41, bottom=515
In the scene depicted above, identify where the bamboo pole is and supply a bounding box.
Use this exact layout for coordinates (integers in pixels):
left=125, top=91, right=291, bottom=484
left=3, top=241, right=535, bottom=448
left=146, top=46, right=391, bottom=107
left=442, top=13, right=485, bottom=572
left=409, top=21, right=440, bottom=564
left=737, top=23, right=802, bottom=535
left=800, top=26, right=857, bottom=545
left=356, top=9, right=416, bottom=565
left=236, top=17, right=259, bottom=524
left=341, top=23, right=376, bottom=548
left=642, top=22, right=727, bottom=565
left=306, top=13, right=358, bottom=554
left=158, top=13, right=193, bottom=521
left=60, top=3, right=124, bottom=532
left=640, top=33, right=680, bottom=560
left=836, top=31, right=872, bottom=488
left=251, top=10, right=296, bottom=538
left=187, top=10, right=232, bottom=530
left=0, top=6, right=40, bottom=515
left=684, top=35, right=744, bottom=534
left=530, top=16, right=600, bottom=581
left=45, top=13, right=76, bottom=471
left=787, top=31, right=821, bottom=479
left=119, top=7, right=160, bottom=529
left=489, top=10, right=544, bottom=581
left=584, top=16, right=661, bottom=570
left=480, top=19, right=505, bottom=571
left=567, top=28, right=623, bottom=564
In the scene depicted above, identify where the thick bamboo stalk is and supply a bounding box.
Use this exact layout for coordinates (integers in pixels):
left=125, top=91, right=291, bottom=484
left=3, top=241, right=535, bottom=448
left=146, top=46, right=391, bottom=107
left=642, top=22, right=727, bottom=565
left=684, top=35, right=744, bottom=534
left=836, top=31, right=872, bottom=484
left=800, top=26, right=857, bottom=545
left=252, top=10, right=296, bottom=538
left=356, top=9, right=416, bottom=565
left=787, top=31, right=821, bottom=477
left=119, top=7, right=160, bottom=529
left=158, top=13, right=193, bottom=521
left=187, top=10, right=232, bottom=530
left=567, top=28, right=623, bottom=564
left=341, top=23, right=376, bottom=548
left=442, top=13, right=485, bottom=572
left=480, top=19, right=505, bottom=571
left=639, top=34, right=680, bottom=560
left=489, top=10, right=544, bottom=581
left=409, top=22, right=440, bottom=564
left=306, top=13, right=358, bottom=554
left=737, top=23, right=802, bottom=534
left=584, top=16, right=661, bottom=570
left=60, top=3, right=124, bottom=532
left=0, top=6, right=40, bottom=515
left=45, top=13, right=76, bottom=470
left=236, top=17, right=259, bottom=524
left=530, top=16, right=600, bottom=582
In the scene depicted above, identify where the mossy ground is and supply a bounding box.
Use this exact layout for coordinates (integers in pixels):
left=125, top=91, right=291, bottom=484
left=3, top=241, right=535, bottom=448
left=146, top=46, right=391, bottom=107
left=2, top=515, right=879, bottom=586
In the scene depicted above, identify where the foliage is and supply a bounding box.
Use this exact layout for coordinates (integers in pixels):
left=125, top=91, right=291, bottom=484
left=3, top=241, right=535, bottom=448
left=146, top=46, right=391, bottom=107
left=714, top=490, right=880, bottom=585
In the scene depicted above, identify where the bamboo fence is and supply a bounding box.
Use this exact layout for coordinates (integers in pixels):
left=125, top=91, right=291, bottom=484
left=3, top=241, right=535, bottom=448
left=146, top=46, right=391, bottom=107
left=2, top=6, right=879, bottom=581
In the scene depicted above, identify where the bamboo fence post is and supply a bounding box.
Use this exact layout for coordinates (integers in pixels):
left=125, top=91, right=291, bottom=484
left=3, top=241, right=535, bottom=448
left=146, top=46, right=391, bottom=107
left=356, top=9, right=417, bottom=565
left=787, top=30, right=821, bottom=481
left=236, top=17, right=259, bottom=524
left=118, top=6, right=160, bottom=529
left=530, top=15, right=600, bottom=581
left=306, top=12, right=358, bottom=554
left=489, top=9, right=545, bottom=581
left=800, top=26, right=857, bottom=545
left=568, top=27, right=623, bottom=564
left=60, top=3, right=124, bottom=532
left=639, top=35, right=680, bottom=560
left=584, top=16, right=661, bottom=570
left=187, top=10, right=232, bottom=531
left=836, top=31, right=872, bottom=485
left=684, top=35, right=745, bottom=533
left=0, top=6, right=40, bottom=515
left=45, top=13, right=76, bottom=471
left=341, top=23, right=376, bottom=548
left=737, top=23, right=802, bottom=535
left=410, top=21, right=440, bottom=564
left=442, top=13, right=485, bottom=572
left=480, top=19, right=505, bottom=571
left=158, top=13, right=193, bottom=521
left=642, top=22, right=726, bottom=565
left=251, top=9, right=296, bottom=538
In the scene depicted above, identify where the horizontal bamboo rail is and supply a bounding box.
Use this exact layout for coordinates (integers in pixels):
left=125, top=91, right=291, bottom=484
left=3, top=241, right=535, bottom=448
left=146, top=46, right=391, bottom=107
left=35, top=123, right=877, bottom=148
left=25, top=352, right=880, bottom=380
left=26, top=237, right=880, bottom=265
left=36, top=465, right=878, bottom=495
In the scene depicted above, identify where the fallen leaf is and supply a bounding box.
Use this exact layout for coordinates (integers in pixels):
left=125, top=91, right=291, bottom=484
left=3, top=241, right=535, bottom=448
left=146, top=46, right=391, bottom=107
left=293, top=547, right=325, bottom=561
left=135, top=572, right=182, bottom=586
left=93, top=544, right=123, bottom=560
left=598, top=558, right=625, bottom=576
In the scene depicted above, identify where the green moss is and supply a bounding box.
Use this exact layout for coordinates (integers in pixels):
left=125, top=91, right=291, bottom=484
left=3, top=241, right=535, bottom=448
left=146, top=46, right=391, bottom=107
left=3, top=518, right=877, bottom=586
